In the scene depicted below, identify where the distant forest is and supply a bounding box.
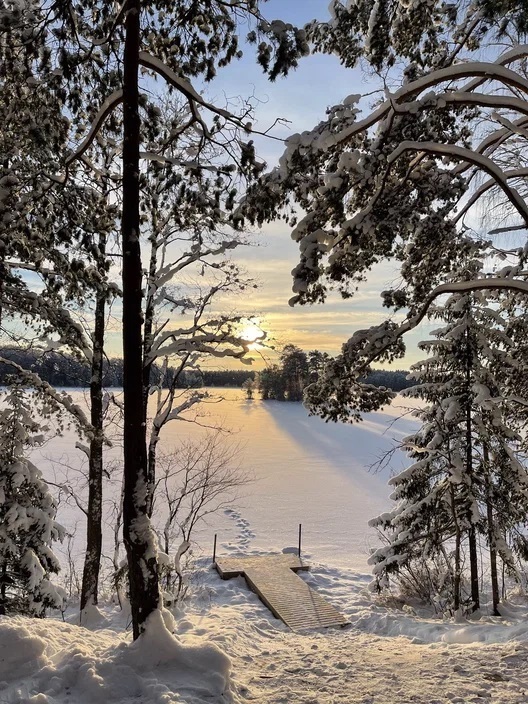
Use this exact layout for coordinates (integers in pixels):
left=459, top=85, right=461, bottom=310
left=0, top=347, right=414, bottom=393
left=361, top=369, right=416, bottom=392
left=0, top=348, right=254, bottom=389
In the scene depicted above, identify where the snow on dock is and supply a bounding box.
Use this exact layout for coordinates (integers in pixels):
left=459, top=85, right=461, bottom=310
left=215, top=554, right=349, bottom=631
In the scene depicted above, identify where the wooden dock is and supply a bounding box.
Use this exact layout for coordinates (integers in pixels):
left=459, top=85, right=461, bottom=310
left=215, top=554, right=349, bottom=631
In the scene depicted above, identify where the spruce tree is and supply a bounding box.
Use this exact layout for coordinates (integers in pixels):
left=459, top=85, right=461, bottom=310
left=0, top=387, right=65, bottom=617
left=369, top=277, right=528, bottom=613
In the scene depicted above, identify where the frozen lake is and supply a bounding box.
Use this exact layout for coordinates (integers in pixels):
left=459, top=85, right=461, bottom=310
left=34, top=388, right=419, bottom=572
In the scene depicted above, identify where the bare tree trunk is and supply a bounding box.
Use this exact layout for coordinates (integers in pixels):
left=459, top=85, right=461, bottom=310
left=0, top=563, right=7, bottom=614
left=143, top=222, right=159, bottom=517
left=483, top=444, right=500, bottom=615
left=147, top=424, right=160, bottom=516
left=80, top=237, right=106, bottom=616
left=486, top=503, right=500, bottom=615
left=112, top=474, right=125, bottom=610
left=468, top=526, right=479, bottom=610
left=122, top=0, right=159, bottom=640
left=465, top=322, right=479, bottom=612
left=0, top=254, right=5, bottom=327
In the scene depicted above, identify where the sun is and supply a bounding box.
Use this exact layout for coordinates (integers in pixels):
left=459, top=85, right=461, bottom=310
left=240, top=323, right=266, bottom=350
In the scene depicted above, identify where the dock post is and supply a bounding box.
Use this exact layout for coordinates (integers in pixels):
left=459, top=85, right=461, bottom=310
left=298, top=523, right=302, bottom=558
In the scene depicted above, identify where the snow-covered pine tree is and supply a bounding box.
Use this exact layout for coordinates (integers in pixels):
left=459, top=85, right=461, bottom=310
left=498, top=292, right=528, bottom=447
left=241, top=1, right=528, bottom=422
left=0, top=0, right=114, bottom=342
left=0, top=386, right=65, bottom=617
left=0, top=0, right=308, bottom=638
left=369, top=273, right=528, bottom=614
left=0, top=5, right=119, bottom=621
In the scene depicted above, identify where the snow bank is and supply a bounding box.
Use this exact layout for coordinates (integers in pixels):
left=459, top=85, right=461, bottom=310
left=298, top=562, right=528, bottom=647
left=122, top=609, right=231, bottom=688
left=3, top=559, right=528, bottom=704
left=0, top=612, right=233, bottom=704
left=349, top=600, right=528, bottom=645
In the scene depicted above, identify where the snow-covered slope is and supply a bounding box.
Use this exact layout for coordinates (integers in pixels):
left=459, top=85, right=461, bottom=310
left=10, top=390, right=526, bottom=703
left=3, top=558, right=528, bottom=704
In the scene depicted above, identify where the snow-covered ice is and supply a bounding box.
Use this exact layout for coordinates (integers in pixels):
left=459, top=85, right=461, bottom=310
left=35, top=388, right=419, bottom=571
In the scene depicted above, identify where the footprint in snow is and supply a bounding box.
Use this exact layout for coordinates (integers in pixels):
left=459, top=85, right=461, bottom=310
left=223, top=507, right=255, bottom=547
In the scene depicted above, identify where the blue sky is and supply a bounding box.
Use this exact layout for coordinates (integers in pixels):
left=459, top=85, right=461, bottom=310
left=192, top=0, right=432, bottom=369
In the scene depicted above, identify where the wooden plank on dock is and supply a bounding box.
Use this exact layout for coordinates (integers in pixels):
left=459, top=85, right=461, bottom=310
left=215, top=554, right=348, bottom=631
left=215, top=553, right=309, bottom=579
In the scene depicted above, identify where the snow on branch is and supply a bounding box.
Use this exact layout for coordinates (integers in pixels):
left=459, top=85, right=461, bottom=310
left=492, top=113, right=528, bottom=142
left=398, top=61, right=528, bottom=99
left=455, top=168, right=528, bottom=224
left=147, top=332, right=253, bottom=365
left=0, top=357, right=93, bottom=435
left=152, top=391, right=206, bottom=430
left=353, top=278, right=528, bottom=374
left=138, top=52, right=234, bottom=123
left=64, top=90, right=124, bottom=168
left=453, top=117, right=528, bottom=179
left=154, top=240, right=241, bottom=289
left=462, top=43, right=528, bottom=93
left=139, top=152, right=223, bottom=173
left=407, top=92, right=528, bottom=119
left=387, top=141, right=528, bottom=226
left=2, top=285, right=94, bottom=363
left=279, top=57, right=528, bottom=168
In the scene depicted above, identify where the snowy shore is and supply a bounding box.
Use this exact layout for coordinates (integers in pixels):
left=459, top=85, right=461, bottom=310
left=2, top=556, right=528, bottom=703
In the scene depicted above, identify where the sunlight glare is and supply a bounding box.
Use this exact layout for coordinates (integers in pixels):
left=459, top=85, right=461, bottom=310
left=240, top=323, right=265, bottom=350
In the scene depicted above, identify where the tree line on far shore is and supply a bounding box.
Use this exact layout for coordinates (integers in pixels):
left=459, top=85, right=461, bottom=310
left=0, top=346, right=413, bottom=394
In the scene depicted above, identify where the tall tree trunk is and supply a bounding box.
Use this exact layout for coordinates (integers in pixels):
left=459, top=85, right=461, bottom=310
left=465, top=320, right=480, bottom=611
left=147, top=423, right=160, bottom=515
left=112, top=474, right=125, bottom=610
left=0, top=563, right=7, bottom=614
left=80, top=235, right=106, bottom=617
left=0, top=254, right=5, bottom=327
left=122, top=0, right=159, bottom=640
left=483, top=444, right=500, bottom=615
left=468, top=525, right=479, bottom=611
left=486, top=503, right=500, bottom=615
left=449, top=484, right=461, bottom=611
left=142, top=222, right=159, bottom=517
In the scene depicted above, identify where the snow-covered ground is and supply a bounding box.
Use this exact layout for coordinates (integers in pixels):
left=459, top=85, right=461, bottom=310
left=4, top=389, right=528, bottom=703
left=3, top=557, right=528, bottom=703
